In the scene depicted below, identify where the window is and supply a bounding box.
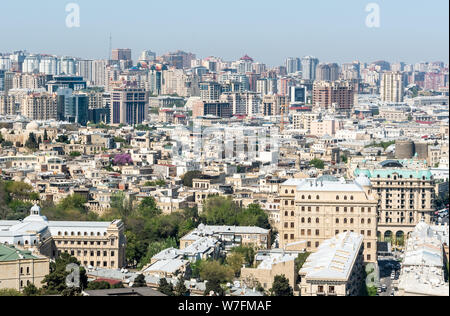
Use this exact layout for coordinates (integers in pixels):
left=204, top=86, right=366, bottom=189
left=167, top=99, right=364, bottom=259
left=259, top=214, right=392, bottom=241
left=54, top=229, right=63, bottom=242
left=316, top=218, right=320, bottom=224
left=336, top=218, right=339, bottom=224
left=336, top=195, right=339, bottom=200
left=315, top=230, right=320, bottom=236
left=308, top=218, right=312, bottom=224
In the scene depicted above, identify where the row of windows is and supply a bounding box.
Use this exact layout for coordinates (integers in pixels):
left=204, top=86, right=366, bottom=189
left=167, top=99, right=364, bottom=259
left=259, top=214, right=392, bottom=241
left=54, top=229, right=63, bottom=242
left=282, top=192, right=356, bottom=201
left=57, top=231, right=107, bottom=237
left=283, top=206, right=373, bottom=213
left=57, top=240, right=115, bottom=247
left=60, top=250, right=115, bottom=257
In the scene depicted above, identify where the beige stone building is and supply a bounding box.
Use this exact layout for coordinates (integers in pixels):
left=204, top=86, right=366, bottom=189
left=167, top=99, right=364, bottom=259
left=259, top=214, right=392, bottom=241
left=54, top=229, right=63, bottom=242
left=241, top=250, right=299, bottom=293
left=0, top=244, right=50, bottom=291
left=0, top=205, right=126, bottom=270
left=299, top=232, right=365, bottom=296
left=354, top=166, right=436, bottom=243
left=279, top=175, right=378, bottom=262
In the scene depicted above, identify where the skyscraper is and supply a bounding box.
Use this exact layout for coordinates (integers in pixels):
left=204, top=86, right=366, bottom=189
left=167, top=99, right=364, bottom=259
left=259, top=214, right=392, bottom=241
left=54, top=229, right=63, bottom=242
left=301, top=56, right=319, bottom=81
left=380, top=72, right=404, bottom=103
left=111, top=49, right=132, bottom=61
left=110, top=83, right=149, bottom=125
left=286, top=57, right=301, bottom=74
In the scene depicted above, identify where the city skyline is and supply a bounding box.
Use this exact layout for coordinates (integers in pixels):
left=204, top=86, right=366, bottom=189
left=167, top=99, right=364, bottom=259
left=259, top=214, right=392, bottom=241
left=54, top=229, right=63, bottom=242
left=0, top=0, right=448, bottom=66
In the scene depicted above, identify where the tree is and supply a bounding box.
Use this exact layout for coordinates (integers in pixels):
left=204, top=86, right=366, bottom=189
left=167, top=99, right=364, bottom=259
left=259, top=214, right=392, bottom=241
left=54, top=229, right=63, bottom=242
left=133, top=274, right=147, bottom=288
left=204, top=279, right=225, bottom=296
left=199, top=261, right=234, bottom=284
left=270, top=275, right=293, bottom=296
left=201, top=197, right=270, bottom=229
left=23, top=283, right=40, bottom=296
left=113, top=153, right=133, bottom=166
left=227, top=252, right=245, bottom=277
left=157, top=278, right=174, bottom=296
left=0, top=289, right=23, bottom=296
left=41, top=253, right=88, bottom=295
left=230, top=246, right=255, bottom=267
left=309, top=158, right=325, bottom=170
left=182, top=171, right=202, bottom=187
left=295, top=252, right=310, bottom=271
left=86, top=281, right=111, bottom=290
left=174, top=277, right=190, bottom=296
left=25, top=132, right=38, bottom=150
left=69, top=151, right=82, bottom=157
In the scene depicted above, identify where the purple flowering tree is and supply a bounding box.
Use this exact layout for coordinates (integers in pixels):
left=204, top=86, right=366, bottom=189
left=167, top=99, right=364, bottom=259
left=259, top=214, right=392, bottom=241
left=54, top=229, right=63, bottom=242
left=113, top=153, right=133, bottom=166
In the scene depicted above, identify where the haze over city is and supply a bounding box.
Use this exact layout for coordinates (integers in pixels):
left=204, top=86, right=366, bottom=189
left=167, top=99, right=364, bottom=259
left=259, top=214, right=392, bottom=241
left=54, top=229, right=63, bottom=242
left=0, top=0, right=449, bottom=65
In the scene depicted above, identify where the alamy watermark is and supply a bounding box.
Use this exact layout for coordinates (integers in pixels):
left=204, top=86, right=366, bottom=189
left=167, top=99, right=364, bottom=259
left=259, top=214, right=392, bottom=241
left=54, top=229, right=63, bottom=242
left=65, top=3, right=80, bottom=28
left=65, top=263, right=81, bottom=288
left=365, top=3, right=381, bottom=28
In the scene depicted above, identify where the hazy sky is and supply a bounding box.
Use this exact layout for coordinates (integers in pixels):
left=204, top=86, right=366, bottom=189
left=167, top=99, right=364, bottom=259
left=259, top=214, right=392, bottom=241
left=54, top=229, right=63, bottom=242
left=1, top=0, right=448, bottom=66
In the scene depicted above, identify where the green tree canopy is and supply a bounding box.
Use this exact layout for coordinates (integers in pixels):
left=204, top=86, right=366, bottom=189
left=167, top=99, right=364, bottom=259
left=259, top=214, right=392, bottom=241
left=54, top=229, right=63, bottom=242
left=158, top=278, right=174, bottom=296
left=270, top=275, right=293, bottom=296
left=182, top=170, right=203, bottom=187
left=309, top=158, right=325, bottom=169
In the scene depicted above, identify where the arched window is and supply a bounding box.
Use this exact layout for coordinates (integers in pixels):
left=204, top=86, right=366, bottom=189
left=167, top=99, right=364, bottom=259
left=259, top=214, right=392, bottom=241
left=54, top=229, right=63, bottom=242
left=316, top=218, right=320, bottom=224
left=344, top=196, right=348, bottom=201
left=301, top=218, right=305, bottom=223
left=58, top=232, right=62, bottom=236
left=336, top=195, right=340, bottom=200
left=308, top=218, right=312, bottom=224
left=344, top=218, right=348, bottom=224
left=316, top=195, right=320, bottom=200
left=291, top=190, right=295, bottom=194
left=291, top=211, right=295, bottom=216
left=336, top=218, right=339, bottom=224
left=308, top=195, right=312, bottom=200
left=350, top=196, right=354, bottom=201
left=301, top=195, right=305, bottom=200
left=361, top=219, right=365, bottom=224
left=350, top=219, right=354, bottom=224
left=368, top=219, right=372, bottom=224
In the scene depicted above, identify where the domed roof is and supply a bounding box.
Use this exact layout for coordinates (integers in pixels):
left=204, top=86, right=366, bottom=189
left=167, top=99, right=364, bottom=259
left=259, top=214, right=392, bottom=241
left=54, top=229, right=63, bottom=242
left=26, top=121, right=40, bottom=131
left=355, top=174, right=372, bottom=187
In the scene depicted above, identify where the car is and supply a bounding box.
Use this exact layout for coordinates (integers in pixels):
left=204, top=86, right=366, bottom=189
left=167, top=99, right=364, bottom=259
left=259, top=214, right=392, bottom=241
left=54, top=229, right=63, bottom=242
left=377, top=287, right=382, bottom=293
left=381, top=285, right=387, bottom=292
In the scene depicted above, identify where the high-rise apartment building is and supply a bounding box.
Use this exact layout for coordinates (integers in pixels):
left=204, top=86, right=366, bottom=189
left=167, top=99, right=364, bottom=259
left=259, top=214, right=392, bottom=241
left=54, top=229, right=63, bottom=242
left=110, top=83, right=149, bottom=125
left=286, top=57, right=301, bottom=74
left=380, top=72, right=404, bottom=103
left=301, top=56, right=319, bottom=81
left=200, top=81, right=222, bottom=101
left=313, top=80, right=354, bottom=110
left=57, top=89, right=89, bottom=125
left=21, top=93, right=58, bottom=120
left=111, top=49, right=132, bottom=61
